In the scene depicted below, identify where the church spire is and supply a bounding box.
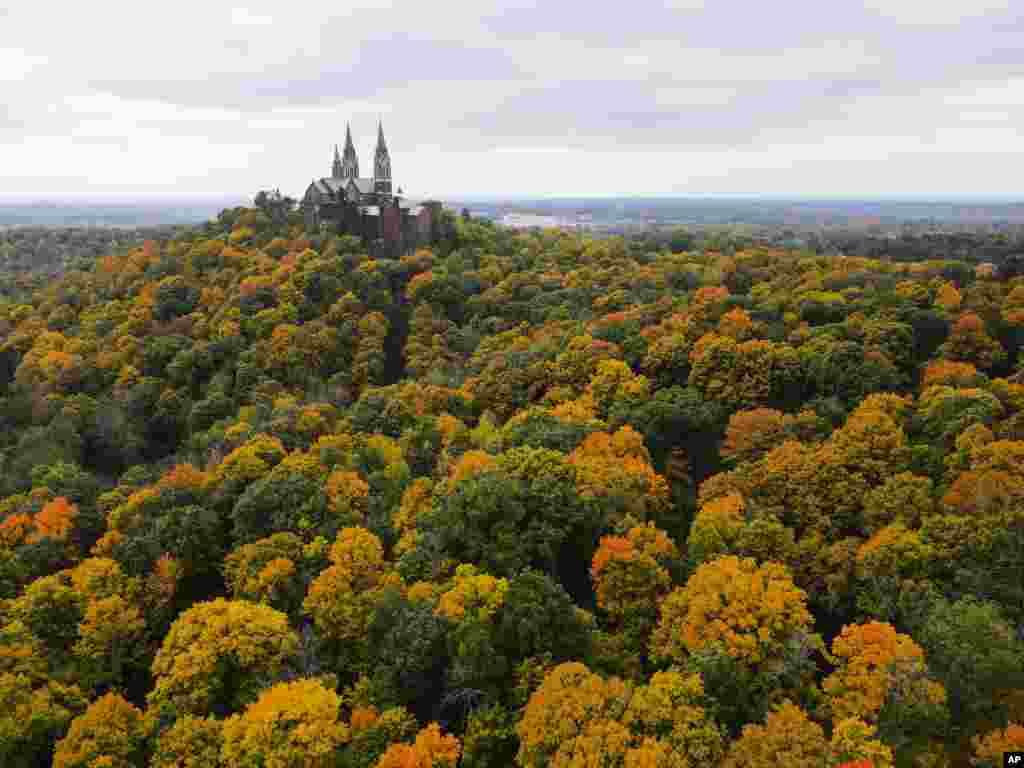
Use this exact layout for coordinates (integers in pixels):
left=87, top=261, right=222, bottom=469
left=374, top=119, right=392, bottom=196
left=340, top=122, right=359, bottom=179
left=331, top=144, right=342, bottom=179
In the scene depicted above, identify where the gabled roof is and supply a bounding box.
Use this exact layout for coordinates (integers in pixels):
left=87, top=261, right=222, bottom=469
left=319, top=178, right=346, bottom=193
left=347, top=178, right=375, bottom=195
left=312, top=177, right=377, bottom=201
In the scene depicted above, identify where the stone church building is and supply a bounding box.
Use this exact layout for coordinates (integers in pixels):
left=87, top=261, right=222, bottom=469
left=301, top=122, right=445, bottom=255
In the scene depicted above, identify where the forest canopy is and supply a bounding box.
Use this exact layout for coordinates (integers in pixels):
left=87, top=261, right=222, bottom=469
left=0, top=205, right=1023, bottom=767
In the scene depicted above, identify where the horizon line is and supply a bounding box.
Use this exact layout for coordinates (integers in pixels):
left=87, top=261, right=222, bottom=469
left=3, top=193, right=1024, bottom=205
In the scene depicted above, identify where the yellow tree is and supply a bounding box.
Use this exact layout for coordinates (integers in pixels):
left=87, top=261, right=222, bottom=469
left=568, top=426, right=671, bottom=528
left=515, top=661, right=723, bottom=768
left=303, top=527, right=402, bottom=670
left=152, top=716, right=224, bottom=768
left=828, top=718, right=894, bottom=768
left=721, top=702, right=828, bottom=768
left=72, top=594, right=145, bottom=690
left=515, top=662, right=632, bottom=768
left=220, top=678, right=350, bottom=768
left=651, top=555, right=816, bottom=669
left=223, top=532, right=308, bottom=616
left=148, top=598, right=299, bottom=717
left=0, top=620, right=87, bottom=768
left=392, top=478, right=433, bottom=556
left=435, top=563, right=509, bottom=624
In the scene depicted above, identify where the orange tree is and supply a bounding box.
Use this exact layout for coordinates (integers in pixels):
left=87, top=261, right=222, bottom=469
left=823, top=621, right=948, bottom=762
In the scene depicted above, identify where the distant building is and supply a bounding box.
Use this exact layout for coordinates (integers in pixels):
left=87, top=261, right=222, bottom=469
left=301, top=122, right=448, bottom=256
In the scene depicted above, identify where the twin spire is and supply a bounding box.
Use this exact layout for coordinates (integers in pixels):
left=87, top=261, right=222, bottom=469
left=330, top=121, right=391, bottom=186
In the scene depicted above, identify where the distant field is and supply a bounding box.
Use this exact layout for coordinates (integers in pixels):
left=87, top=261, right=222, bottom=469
left=455, top=197, right=1024, bottom=231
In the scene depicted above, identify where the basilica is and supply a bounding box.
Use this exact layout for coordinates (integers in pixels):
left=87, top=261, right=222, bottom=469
left=301, top=122, right=445, bottom=255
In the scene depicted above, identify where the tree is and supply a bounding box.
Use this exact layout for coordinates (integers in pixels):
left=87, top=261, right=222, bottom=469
left=688, top=334, right=802, bottom=411
left=303, top=527, right=401, bottom=672
left=721, top=702, right=827, bottom=768
left=972, top=723, right=1024, bottom=767
left=229, top=455, right=324, bottom=543
left=72, top=594, right=145, bottom=690
left=421, top=447, right=587, bottom=584
left=823, top=622, right=947, bottom=760
left=591, top=523, right=677, bottom=635
left=568, top=427, right=672, bottom=529
left=435, top=563, right=510, bottom=697
left=721, top=408, right=812, bottom=466
left=152, top=716, right=224, bottom=768
left=366, top=590, right=450, bottom=718
left=938, top=312, right=1006, bottom=372
left=220, top=678, right=350, bottom=768
left=916, top=597, right=1024, bottom=735
left=515, top=661, right=723, bottom=768
left=52, top=692, right=150, bottom=768
left=148, top=598, right=300, bottom=717
left=496, top=570, right=592, bottom=667
left=0, top=620, right=87, bottom=768
left=375, top=723, right=460, bottom=768
left=651, top=556, right=817, bottom=670
left=223, top=533, right=311, bottom=617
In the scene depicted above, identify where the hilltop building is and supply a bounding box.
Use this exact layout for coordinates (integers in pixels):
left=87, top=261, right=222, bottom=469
left=301, top=122, right=447, bottom=255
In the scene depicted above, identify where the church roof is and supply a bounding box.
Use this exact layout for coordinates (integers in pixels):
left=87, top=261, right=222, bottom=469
left=349, top=178, right=375, bottom=194
left=316, top=177, right=376, bottom=196
left=317, top=178, right=344, bottom=194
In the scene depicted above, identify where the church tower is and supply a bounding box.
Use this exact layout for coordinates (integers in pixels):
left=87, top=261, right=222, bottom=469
left=340, top=123, right=359, bottom=179
left=331, top=144, right=343, bottom=179
left=374, top=120, right=392, bottom=196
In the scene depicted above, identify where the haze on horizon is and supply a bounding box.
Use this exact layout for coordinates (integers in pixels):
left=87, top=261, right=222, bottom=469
left=1, top=0, right=1022, bottom=201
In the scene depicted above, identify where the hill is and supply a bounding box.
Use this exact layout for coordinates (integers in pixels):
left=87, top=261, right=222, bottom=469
left=0, top=205, right=1022, bottom=766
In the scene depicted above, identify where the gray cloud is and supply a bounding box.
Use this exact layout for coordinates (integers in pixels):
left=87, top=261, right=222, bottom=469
left=2, top=0, right=1023, bottom=197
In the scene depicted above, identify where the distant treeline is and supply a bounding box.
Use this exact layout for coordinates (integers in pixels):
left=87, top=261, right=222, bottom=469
left=629, top=227, right=1024, bottom=273
left=0, top=226, right=184, bottom=273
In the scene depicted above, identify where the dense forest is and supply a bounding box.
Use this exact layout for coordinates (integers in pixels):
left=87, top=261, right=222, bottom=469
left=1, top=204, right=1023, bottom=768
left=0, top=225, right=182, bottom=287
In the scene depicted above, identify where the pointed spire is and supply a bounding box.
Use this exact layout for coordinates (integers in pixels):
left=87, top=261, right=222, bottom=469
left=373, top=120, right=392, bottom=196
left=331, top=144, right=343, bottom=179
left=339, top=122, right=359, bottom=179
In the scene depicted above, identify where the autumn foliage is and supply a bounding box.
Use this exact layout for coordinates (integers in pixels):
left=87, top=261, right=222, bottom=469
left=0, top=207, right=1022, bottom=767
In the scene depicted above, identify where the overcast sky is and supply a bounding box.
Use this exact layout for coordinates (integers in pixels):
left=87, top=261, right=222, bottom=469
left=1, top=0, right=1022, bottom=200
